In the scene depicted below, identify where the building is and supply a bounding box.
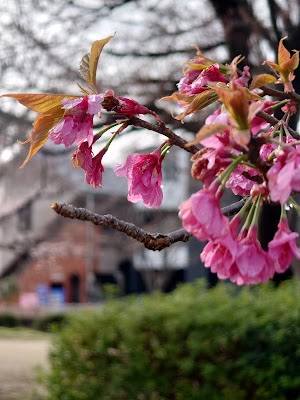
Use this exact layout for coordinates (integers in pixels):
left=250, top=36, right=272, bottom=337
left=0, top=134, right=196, bottom=306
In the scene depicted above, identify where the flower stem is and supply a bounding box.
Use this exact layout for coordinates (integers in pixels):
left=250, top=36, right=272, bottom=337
left=104, top=122, right=128, bottom=151
left=94, top=122, right=123, bottom=141
left=219, top=154, right=247, bottom=188
left=288, top=197, right=300, bottom=215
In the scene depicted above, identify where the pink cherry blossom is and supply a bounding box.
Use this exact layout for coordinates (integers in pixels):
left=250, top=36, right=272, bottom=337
left=72, top=142, right=105, bottom=188
left=201, top=218, right=276, bottom=286
left=114, top=148, right=163, bottom=208
left=234, top=66, right=251, bottom=87
left=251, top=101, right=277, bottom=135
left=235, top=226, right=274, bottom=284
left=281, top=100, right=298, bottom=115
left=49, top=94, right=104, bottom=148
left=179, top=182, right=229, bottom=241
left=267, top=147, right=300, bottom=204
left=226, top=165, right=262, bottom=196
left=200, top=108, right=232, bottom=149
left=268, top=217, right=300, bottom=273
left=259, top=142, right=276, bottom=162
left=191, top=148, right=232, bottom=187
left=200, top=215, right=242, bottom=282
left=113, top=97, right=150, bottom=118
left=178, top=64, right=227, bottom=96
left=201, top=232, right=238, bottom=280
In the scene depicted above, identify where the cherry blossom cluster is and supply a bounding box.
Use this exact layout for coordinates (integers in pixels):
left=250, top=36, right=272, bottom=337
left=3, top=36, right=300, bottom=285
left=173, top=38, right=300, bottom=284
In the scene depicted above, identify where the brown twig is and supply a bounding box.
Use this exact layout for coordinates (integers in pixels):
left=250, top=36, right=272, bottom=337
left=257, top=110, right=300, bottom=139
left=51, top=199, right=245, bottom=251
left=129, top=116, right=200, bottom=155
left=261, top=86, right=300, bottom=103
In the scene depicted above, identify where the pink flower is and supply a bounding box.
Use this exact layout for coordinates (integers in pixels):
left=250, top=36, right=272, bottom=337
left=281, top=100, right=298, bottom=115
left=201, top=232, right=238, bottom=279
left=259, top=142, right=276, bottom=162
left=72, top=142, right=105, bottom=188
left=201, top=219, right=276, bottom=285
left=49, top=94, right=104, bottom=148
left=234, top=66, right=251, bottom=87
left=200, top=215, right=242, bottom=282
left=179, top=182, right=229, bottom=241
left=114, top=148, right=163, bottom=208
left=267, top=147, right=300, bottom=204
left=191, top=148, right=232, bottom=187
left=235, top=226, right=274, bottom=284
left=113, top=97, right=150, bottom=118
left=251, top=101, right=277, bottom=135
left=268, top=218, right=300, bottom=273
left=226, top=165, right=263, bottom=196
left=200, top=108, right=232, bottom=149
left=178, top=64, right=227, bottom=96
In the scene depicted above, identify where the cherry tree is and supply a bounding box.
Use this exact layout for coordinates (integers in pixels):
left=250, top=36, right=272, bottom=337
left=2, top=34, right=300, bottom=285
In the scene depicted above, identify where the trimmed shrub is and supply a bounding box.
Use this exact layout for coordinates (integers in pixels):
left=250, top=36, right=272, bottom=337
left=0, top=312, right=20, bottom=327
left=33, top=313, right=69, bottom=332
left=40, top=280, right=300, bottom=400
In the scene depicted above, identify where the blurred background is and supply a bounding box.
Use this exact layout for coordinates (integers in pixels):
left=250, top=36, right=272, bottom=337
left=1, top=1, right=300, bottom=398
left=1, top=0, right=300, bottom=308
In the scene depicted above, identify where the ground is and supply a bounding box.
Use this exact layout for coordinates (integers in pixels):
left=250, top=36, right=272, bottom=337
left=0, top=332, right=49, bottom=400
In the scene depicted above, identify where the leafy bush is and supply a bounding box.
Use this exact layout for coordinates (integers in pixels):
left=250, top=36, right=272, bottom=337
left=0, top=312, right=20, bottom=327
left=40, top=280, right=300, bottom=400
left=33, top=313, right=69, bottom=332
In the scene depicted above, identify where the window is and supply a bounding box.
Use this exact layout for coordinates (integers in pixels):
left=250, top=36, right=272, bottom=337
left=17, top=201, right=32, bottom=231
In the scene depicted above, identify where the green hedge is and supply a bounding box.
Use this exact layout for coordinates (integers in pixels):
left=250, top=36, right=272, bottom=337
left=0, top=312, right=20, bottom=327
left=33, top=312, right=68, bottom=332
left=40, top=280, right=300, bottom=400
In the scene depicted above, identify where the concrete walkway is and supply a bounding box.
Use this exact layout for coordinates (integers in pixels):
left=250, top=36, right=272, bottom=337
left=0, top=338, right=49, bottom=400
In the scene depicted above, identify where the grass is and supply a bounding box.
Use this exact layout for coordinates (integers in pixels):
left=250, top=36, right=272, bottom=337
left=0, top=326, right=52, bottom=339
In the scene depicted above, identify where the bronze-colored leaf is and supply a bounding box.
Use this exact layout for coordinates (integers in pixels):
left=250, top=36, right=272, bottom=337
left=20, top=110, right=64, bottom=168
left=250, top=74, right=277, bottom=90
left=79, top=53, right=91, bottom=83
left=278, top=36, right=290, bottom=67
left=176, top=90, right=218, bottom=120
left=78, top=36, right=114, bottom=86
left=160, top=92, right=194, bottom=105
left=1, top=93, right=77, bottom=113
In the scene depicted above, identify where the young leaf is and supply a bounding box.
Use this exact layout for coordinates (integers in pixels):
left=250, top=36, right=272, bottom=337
left=278, top=36, right=291, bottom=68
left=250, top=74, right=277, bottom=90
left=176, top=90, right=218, bottom=120
left=20, top=111, right=64, bottom=168
left=79, top=53, right=90, bottom=83
left=1, top=93, right=77, bottom=113
left=79, top=36, right=114, bottom=86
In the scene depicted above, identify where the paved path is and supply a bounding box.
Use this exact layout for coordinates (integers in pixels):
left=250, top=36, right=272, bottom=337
left=0, top=338, right=49, bottom=400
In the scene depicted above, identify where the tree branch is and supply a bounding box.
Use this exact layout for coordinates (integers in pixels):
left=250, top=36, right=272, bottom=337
left=257, top=110, right=300, bottom=139
left=129, top=117, right=200, bottom=155
left=51, top=199, right=245, bottom=251
left=261, top=86, right=300, bottom=103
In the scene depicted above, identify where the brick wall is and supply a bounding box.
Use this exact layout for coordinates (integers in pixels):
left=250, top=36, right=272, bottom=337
left=17, top=218, right=100, bottom=304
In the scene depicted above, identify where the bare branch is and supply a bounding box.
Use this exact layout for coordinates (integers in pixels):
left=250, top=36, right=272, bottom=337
left=261, top=86, right=300, bottom=103
left=257, top=110, right=300, bottom=139
left=51, top=202, right=191, bottom=250
left=51, top=199, right=245, bottom=251
left=130, top=117, right=200, bottom=155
